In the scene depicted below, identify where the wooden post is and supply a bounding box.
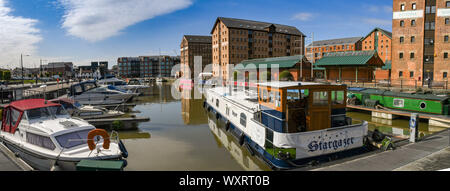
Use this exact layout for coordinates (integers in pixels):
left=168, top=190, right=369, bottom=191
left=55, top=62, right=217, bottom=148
left=355, top=66, right=358, bottom=83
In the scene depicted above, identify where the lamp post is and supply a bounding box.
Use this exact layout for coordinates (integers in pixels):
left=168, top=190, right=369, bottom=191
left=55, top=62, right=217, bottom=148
left=21, top=54, right=30, bottom=86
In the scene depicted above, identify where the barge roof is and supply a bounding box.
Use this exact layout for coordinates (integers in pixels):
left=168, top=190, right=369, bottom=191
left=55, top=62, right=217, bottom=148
left=257, top=81, right=333, bottom=88
left=349, top=88, right=449, bottom=102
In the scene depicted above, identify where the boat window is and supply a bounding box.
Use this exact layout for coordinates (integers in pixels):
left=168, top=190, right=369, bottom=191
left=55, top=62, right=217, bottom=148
left=263, top=89, right=269, bottom=102
left=216, top=99, right=220, bottom=107
left=73, top=85, right=83, bottom=95
left=73, top=101, right=82, bottom=108
left=287, top=89, right=300, bottom=102
left=84, top=83, right=97, bottom=91
left=313, top=91, right=329, bottom=106
left=240, top=113, right=247, bottom=127
left=10, top=108, right=21, bottom=127
left=55, top=129, right=92, bottom=149
left=48, top=106, right=69, bottom=117
left=275, top=91, right=281, bottom=108
left=269, top=91, right=275, bottom=104
left=27, top=133, right=56, bottom=150
left=332, top=91, right=345, bottom=105
left=26, top=108, right=51, bottom=120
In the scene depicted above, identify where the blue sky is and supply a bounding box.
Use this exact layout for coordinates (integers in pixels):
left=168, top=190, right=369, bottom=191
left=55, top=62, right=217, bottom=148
left=0, top=0, right=393, bottom=69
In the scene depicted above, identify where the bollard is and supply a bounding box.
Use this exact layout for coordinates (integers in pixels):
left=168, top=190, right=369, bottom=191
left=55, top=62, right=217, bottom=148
left=409, top=113, right=419, bottom=143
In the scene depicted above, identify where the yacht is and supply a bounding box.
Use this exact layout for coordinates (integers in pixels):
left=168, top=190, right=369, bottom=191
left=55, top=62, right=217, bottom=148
left=68, top=81, right=136, bottom=105
left=205, top=81, right=369, bottom=170
left=50, top=98, right=125, bottom=120
left=0, top=99, right=128, bottom=171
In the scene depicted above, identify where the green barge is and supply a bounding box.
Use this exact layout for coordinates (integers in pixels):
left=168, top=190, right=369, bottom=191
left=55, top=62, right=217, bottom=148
left=347, top=88, right=450, bottom=115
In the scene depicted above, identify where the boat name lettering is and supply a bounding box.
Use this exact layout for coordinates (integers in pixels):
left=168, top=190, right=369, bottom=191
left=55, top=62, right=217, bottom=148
left=308, top=137, right=355, bottom=152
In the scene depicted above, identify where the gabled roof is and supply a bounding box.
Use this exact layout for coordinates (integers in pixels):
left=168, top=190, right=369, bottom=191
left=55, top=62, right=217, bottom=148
left=236, top=55, right=307, bottom=69
left=183, top=35, right=212, bottom=43
left=211, top=17, right=305, bottom=36
left=306, top=37, right=363, bottom=47
left=8, top=99, right=60, bottom=111
left=362, top=28, right=392, bottom=41
left=315, top=50, right=383, bottom=66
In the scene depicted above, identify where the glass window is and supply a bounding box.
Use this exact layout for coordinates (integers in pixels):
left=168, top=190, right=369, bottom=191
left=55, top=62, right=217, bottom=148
left=400, top=20, right=405, bottom=27
left=240, top=113, right=247, bottom=127
left=412, top=3, right=416, bottom=10
left=27, top=133, right=56, bottom=150
left=313, top=91, right=328, bottom=106
left=10, top=108, right=21, bottom=127
left=445, top=35, right=449, bottom=42
left=411, top=20, right=416, bottom=26
left=399, top=71, right=403, bottom=77
left=55, top=129, right=92, bottom=149
left=399, top=52, right=404, bottom=59
left=447, top=1, right=450, bottom=8
left=446, top=18, right=450, bottom=25
left=49, top=106, right=68, bottom=117
left=26, top=108, right=51, bottom=120
left=411, top=36, right=415, bottom=43
left=410, top=52, right=415, bottom=59
left=410, top=71, right=414, bottom=78
left=444, top=72, right=448, bottom=78
left=401, top=4, right=405, bottom=11
left=332, top=91, right=344, bottom=105
left=445, top=52, right=448, bottom=59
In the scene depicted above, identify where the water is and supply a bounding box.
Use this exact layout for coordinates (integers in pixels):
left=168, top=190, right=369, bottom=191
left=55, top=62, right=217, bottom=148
left=118, top=82, right=445, bottom=171
left=121, top=83, right=270, bottom=171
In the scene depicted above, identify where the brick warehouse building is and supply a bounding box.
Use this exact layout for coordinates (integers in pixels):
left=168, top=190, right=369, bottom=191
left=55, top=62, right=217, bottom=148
left=305, top=37, right=363, bottom=63
left=180, top=35, right=212, bottom=79
left=118, top=56, right=180, bottom=78
left=211, top=17, right=306, bottom=83
left=392, top=0, right=450, bottom=87
left=362, top=28, right=393, bottom=80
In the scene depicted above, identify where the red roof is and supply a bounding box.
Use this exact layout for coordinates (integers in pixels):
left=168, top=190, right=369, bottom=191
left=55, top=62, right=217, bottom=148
left=8, top=99, right=61, bottom=111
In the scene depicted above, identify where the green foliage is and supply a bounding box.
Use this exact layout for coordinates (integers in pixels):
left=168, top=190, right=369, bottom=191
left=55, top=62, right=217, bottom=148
left=112, top=120, right=124, bottom=131
left=279, top=70, right=294, bottom=81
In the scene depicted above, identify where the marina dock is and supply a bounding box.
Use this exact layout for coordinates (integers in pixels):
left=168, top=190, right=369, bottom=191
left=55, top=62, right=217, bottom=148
left=305, top=129, right=450, bottom=171
left=348, top=104, right=450, bottom=128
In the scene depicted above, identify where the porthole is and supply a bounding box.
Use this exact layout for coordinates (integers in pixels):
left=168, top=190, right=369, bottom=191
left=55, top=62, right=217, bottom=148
left=420, top=102, right=426, bottom=110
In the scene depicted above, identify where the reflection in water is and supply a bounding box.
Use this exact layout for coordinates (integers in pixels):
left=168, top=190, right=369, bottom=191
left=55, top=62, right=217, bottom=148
left=118, top=131, right=151, bottom=140
left=207, top=113, right=271, bottom=171
left=181, top=87, right=208, bottom=125
left=348, top=111, right=446, bottom=139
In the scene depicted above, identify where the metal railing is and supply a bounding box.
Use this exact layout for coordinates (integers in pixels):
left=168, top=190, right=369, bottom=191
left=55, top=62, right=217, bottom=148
left=334, top=78, right=450, bottom=92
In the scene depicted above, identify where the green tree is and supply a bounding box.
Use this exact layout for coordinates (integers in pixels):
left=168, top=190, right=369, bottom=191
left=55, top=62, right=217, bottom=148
left=3, top=71, right=11, bottom=81
left=279, top=70, right=294, bottom=81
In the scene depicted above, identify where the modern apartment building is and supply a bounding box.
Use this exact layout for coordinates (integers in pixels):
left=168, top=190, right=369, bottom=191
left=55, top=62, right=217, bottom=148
left=392, top=0, right=450, bottom=86
left=180, top=35, right=212, bottom=79
left=211, top=17, right=306, bottom=82
left=305, top=37, right=363, bottom=63
left=118, top=56, right=180, bottom=78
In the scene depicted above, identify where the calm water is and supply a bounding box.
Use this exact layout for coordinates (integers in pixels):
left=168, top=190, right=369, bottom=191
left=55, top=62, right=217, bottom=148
left=121, top=83, right=270, bottom=171
left=118, top=82, right=445, bottom=171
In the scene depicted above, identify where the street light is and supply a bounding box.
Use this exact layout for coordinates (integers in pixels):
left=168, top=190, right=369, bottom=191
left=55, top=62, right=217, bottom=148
left=21, top=54, right=30, bottom=86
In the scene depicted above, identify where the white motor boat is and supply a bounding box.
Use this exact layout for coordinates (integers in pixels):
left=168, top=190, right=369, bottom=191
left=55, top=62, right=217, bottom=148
left=98, top=78, right=149, bottom=92
left=50, top=98, right=125, bottom=120
left=68, top=81, right=136, bottom=105
left=0, top=99, right=128, bottom=171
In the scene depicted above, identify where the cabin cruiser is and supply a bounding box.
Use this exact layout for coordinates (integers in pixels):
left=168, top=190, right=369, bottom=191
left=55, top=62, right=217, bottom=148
left=50, top=98, right=125, bottom=120
left=68, top=81, right=136, bottom=105
left=97, top=78, right=149, bottom=92
left=0, top=99, right=128, bottom=171
left=205, top=81, right=369, bottom=170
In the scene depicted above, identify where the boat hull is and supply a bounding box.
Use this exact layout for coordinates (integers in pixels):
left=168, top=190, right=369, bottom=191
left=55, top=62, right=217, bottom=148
left=1, top=138, right=122, bottom=171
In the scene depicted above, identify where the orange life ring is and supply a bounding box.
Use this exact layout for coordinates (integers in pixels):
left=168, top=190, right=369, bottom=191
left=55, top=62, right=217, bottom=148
left=87, top=129, right=110, bottom=150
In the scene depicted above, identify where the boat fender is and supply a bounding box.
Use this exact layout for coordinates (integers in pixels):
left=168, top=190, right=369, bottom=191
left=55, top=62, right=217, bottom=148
left=207, top=106, right=211, bottom=112
left=238, top=132, right=245, bottom=146
left=215, top=113, right=220, bottom=120
left=225, top=121, right=231, bottom=131
left=119, top=140, right=129, bottom=158
left=87, top=129, right=110, bottom=150
left=244, top=142, right=255, bottom=156
left=203, top=101, right=207, bottom=108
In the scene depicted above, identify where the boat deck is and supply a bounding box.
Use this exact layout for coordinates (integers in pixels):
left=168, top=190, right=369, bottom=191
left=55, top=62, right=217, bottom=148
left=209, top=87, right=259, bottom=111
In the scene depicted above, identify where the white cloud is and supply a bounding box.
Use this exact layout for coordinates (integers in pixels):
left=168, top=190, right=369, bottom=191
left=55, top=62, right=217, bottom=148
left=362, top=18, right=392, bottom=26
left=0, top=0, right=42, bottom=69
left=59, top=0, right=193, bottom=42
left=292, top=12, right=314, bottom=21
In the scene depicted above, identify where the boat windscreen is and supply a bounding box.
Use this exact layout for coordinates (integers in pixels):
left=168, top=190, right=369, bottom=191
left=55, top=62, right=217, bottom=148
left=26, top=107, right=51, bottom=120
left=55, top=129, right=92, bottom=149
left=48, top=106, right=69, bottom=117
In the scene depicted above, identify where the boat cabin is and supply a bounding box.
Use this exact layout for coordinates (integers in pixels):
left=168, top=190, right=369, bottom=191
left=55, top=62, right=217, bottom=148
left=69, top=81, right=98, bottom=96
left=256, top=82, right=348, bottom=133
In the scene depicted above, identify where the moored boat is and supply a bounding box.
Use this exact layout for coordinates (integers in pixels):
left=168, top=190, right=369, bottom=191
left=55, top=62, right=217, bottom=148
left=68, top=81, right=136, bottom=105
left=205, top=82, right=369, bottom=169
left=50, top=98, right=125, bottom=120
left=0, top=99, right=128, bottom=171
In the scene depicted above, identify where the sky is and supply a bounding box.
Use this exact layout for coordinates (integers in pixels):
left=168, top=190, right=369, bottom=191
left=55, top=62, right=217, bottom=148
left=0, top=0, right=393, bottom=69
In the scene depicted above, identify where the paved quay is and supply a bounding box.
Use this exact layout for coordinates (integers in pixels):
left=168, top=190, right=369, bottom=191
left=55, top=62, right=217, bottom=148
left=311, top=129, right=450, bottom=171
left=0, top=143, right=33, bottom=171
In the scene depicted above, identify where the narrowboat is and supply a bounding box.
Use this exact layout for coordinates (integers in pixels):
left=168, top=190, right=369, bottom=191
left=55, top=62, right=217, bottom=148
left=347, top=88, right=450, bottom=115
left=0, top=99, right=128, bottom=171
left=205, top=82, right=369, bottom=169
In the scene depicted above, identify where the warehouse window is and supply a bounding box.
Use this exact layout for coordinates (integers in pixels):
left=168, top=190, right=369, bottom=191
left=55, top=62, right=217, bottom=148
left=444, top=72, right=448, bottom=78
left=410, top=71, right=414, bottom=78
left=401, top=4, right=405, bottom=11
left=446, top=18, right=450, bottom=25
left=412, top=3, right=417, bottom=10
left=410, top=52, right=415, bottom=59
left=445, top=35, right=449, bottom=42
left=400, top=20, right=405, bottom=27
left=399, top=52, right=404, bottom=59
left=400, top=37, right=404, bottom=43
left=411, top=20, right=416, bottom=26
left=447, top=1, right=450, bottom=8
left=411, top=36, right=416, bottom=43
left=399, top=71, right=403, bottom=77
left=445, top=52, right=448, bottom=59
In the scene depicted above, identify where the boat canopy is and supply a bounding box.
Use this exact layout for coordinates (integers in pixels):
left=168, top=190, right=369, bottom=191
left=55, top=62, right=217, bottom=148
left=2, top=99, right=61, bottom=134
